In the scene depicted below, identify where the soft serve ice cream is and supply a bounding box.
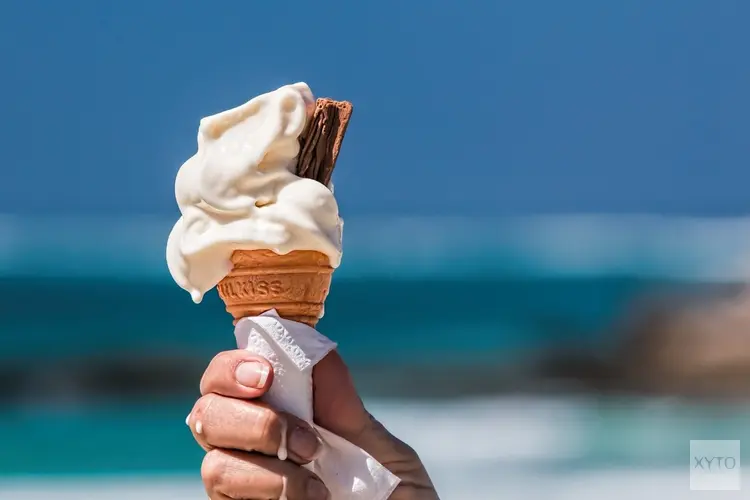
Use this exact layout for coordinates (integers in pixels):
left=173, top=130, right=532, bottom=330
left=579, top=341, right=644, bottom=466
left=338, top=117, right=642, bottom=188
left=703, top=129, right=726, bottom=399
left=166, top=83, right=343, bottom=303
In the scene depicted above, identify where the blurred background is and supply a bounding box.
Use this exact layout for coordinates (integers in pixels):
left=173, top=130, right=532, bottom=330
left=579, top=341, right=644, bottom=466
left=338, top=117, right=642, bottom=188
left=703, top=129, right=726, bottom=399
left=1, top=0, right=750, bottom=498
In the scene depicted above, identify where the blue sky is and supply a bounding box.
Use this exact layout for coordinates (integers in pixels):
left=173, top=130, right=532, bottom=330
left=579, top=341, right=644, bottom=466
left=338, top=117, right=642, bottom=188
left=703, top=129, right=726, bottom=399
left=1, top=0, right=748, bottom=216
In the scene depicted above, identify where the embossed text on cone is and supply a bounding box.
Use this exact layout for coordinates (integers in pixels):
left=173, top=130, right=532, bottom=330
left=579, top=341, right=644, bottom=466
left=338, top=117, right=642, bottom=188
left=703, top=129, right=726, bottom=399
left=216, top=249, right=333, bottom=327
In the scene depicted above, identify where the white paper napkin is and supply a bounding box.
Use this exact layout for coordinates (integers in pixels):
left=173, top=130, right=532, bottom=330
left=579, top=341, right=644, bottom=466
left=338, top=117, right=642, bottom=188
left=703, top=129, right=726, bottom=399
left=234, top=310, right=400, bottom=500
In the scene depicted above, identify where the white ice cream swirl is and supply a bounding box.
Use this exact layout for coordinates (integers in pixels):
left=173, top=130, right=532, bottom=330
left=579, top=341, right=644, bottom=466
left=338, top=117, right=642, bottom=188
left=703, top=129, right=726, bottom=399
left=166, top=83, right=343, bottom=303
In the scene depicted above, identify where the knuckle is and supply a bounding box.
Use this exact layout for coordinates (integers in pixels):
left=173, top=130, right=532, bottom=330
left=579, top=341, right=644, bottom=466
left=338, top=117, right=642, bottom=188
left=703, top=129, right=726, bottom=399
left=191, top=395, right=220, bottom=446
left=212, top=350, right=236, bottom=367
left=192, top=393, right=217, bottom=422
left=201, top=449, right=227, bottom=490
left=288, top=471, right=328, bottom=500
left=400, top=442, right=421, bottom=462
left=389, top=439, right=425, bottom=475
left=251, top=405, right=282, bottom=446
left=388, top=427, right=419, bottom=460
left=200, top=351, right=235, bottom=394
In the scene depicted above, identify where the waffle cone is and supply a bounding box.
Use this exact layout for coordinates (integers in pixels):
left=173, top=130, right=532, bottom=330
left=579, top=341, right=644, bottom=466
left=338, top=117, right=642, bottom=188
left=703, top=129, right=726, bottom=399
left=216, top=249, right=333, bottom=327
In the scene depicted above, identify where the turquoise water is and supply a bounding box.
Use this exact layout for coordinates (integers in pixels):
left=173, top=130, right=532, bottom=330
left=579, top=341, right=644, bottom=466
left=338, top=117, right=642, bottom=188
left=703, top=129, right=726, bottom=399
left=0, top=273, right=720, bottom=476
left=3, top=396, right=750, bottom=477
left=0, top=275, right=653, bottom=362
left=0, top=404, right=196, bottom=475
left=1, top=215, right=749, bottom=477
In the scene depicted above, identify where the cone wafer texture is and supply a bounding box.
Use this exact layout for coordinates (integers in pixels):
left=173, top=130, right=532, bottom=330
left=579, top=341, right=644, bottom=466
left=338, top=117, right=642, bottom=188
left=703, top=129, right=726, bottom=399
left=217, top=250, right=333, bottom=327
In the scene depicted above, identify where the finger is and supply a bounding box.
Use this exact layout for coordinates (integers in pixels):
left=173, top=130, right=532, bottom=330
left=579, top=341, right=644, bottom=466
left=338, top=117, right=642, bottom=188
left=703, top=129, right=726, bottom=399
left=313, top=350, right=371, bottom=440
left=202, top=449, right=330, bottom=500
left=199, top=350, right=273, bottom=398
left=188, top=394, right=323, bottom=464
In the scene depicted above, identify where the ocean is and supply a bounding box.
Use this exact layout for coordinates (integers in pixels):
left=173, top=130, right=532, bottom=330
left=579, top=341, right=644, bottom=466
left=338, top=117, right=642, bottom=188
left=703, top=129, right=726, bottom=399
left=1, top=215, right=749, bottom=497
left=2, top=396, right=750, bottom=498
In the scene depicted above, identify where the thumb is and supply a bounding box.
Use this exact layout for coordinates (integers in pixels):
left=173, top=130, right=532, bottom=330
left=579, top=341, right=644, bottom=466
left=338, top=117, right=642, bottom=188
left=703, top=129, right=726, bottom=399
left=313, top=351, right=430, bottom=485
left=312, top=350, right=372, bottom=442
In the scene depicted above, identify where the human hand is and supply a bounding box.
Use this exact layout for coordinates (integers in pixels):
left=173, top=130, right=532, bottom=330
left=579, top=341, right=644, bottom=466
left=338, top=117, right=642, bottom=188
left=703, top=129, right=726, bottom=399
left=187, top=349, right=438, bottom=499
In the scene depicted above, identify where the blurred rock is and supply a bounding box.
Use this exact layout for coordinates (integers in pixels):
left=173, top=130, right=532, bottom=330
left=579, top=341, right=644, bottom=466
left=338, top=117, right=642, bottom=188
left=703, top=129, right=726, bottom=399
left=532, top=348, right=617, bottom=392
left=612, top=284, right=750, bottom=397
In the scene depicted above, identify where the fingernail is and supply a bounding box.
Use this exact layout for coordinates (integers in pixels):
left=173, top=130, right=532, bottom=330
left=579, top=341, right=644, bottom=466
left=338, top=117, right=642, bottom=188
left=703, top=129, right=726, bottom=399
left=235, top=362, right=269, bottom=389
left=306, top=477, right=329, bottom=500
left=185, top=414, right=190, bottom=426
left=289, top=426, right=321, bottom=461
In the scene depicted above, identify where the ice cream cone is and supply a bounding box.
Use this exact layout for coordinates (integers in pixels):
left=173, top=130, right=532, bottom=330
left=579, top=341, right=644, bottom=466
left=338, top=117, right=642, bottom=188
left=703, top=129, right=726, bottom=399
left=216, top=249, right=333, bottom=327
